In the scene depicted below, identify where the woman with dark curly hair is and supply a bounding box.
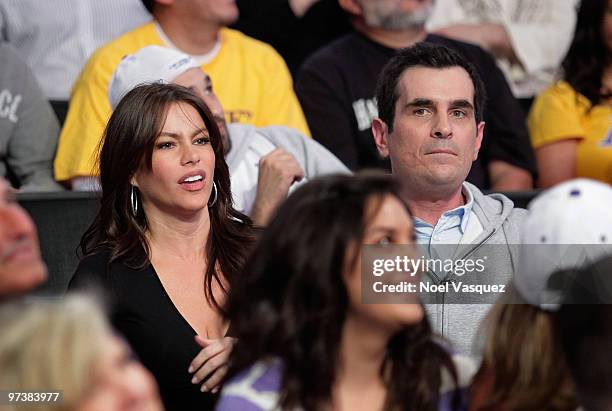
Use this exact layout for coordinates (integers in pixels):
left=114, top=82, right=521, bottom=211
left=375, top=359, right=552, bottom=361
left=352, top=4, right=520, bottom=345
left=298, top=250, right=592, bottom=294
left=69, top=83, right=256, bottom=411
left=529, top=0, right=612, bottom=187
left=215, top=173, right=474, bottom=411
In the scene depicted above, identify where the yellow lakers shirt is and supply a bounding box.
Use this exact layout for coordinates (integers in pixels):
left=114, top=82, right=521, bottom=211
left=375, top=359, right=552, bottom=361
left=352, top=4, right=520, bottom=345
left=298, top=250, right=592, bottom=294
left=55, top=22, right=310, bottom=181
left=529, top=81, right=612, bottom=183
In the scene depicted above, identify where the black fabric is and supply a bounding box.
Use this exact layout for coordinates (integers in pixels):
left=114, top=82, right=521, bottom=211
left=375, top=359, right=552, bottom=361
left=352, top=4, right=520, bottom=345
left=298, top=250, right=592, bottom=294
left=233, top=0, right=350, bottom=76
left=49, top=100, right=68, bottom=126
left=295, top=32, right=537, bottom=189
left=69, top=248, right=218, bottom=411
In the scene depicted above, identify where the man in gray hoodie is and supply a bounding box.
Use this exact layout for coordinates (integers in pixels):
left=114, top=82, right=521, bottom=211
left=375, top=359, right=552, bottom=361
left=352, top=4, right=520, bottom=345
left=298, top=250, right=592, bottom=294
left=372, top=43, right=525, bottom=356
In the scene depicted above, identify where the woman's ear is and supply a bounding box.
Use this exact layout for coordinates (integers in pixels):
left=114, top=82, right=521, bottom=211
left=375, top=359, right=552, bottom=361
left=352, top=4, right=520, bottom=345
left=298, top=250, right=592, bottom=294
left=130, top=174, right=139, bottom=188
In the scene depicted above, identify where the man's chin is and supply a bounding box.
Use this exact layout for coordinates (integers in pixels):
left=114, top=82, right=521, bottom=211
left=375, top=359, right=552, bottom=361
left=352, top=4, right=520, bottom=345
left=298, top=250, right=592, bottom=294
left=0, top=261, right=47, bottom=295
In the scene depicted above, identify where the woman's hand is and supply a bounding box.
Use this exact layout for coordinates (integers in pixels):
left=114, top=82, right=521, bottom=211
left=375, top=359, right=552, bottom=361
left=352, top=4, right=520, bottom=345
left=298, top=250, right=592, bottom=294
left=188, top=335, right=235, bottom=394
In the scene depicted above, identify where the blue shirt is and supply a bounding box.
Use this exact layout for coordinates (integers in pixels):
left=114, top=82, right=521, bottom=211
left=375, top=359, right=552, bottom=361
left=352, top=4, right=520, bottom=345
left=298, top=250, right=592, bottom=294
left=415, top=184, right=475, bottom=257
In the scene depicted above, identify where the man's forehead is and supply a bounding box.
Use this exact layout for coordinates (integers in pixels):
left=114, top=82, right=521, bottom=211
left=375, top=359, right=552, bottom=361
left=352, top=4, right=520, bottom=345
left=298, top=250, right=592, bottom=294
left=396, top=65, right=475, bottom=104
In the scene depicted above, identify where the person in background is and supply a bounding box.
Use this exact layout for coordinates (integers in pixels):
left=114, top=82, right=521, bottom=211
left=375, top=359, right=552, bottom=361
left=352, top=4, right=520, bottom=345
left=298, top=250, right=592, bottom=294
left=427, top=0, right=578, bottom=111
left=0, top=177, right=47, bottom=299
left=233, top=0, right=351, bottom=75
left=296, top=0, right=536, bottom=190
left=528, top=0, right=612, bottom=188
left=0, top=43, right=63, bottom=191
left=216, top=173, right=474, bottom=411
left=0, top=294, right=164, bottom=411
left=104, top=45, right=349, bottom=225
left=55, top=0, right=309, bottom=189
left=69, top=84, right=256, bottom=410
left=0, top=0, right=151, bottom=124
left=556, top=255, right=612, bottom=411
left=470, top=178, right=612, bottom=411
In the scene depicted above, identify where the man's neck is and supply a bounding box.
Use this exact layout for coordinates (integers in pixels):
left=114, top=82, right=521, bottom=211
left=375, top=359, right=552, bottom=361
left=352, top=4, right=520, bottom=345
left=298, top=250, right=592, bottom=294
left=405, top=186, right=465, bottom=227
left=155, top=12, right=219, bottom=55
left=353, top=23, right=428, bottom=49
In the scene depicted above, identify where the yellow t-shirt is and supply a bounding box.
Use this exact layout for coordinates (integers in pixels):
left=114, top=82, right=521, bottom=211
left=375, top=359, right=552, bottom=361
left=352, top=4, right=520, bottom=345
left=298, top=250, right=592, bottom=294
left=529, top=80, right=612, bottom=183
left=55, top=22, right=310, bottom=181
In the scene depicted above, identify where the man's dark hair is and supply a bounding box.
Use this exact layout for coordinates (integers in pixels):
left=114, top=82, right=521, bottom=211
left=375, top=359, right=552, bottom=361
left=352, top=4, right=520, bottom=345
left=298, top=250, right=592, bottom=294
left=376, top=42, right=486, bottom=132
left=141, top=0, right=154, bottom=14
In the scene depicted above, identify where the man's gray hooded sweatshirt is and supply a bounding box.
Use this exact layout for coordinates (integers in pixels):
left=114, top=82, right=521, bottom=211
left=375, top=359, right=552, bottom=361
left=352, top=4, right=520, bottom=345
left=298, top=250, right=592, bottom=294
left=422, top=182, right=526, bottom=358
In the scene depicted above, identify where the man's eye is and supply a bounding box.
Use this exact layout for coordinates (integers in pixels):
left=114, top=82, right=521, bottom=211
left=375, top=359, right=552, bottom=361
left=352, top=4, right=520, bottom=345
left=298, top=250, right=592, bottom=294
left=451, top=110, right=466, bottom=118
left=414, top=108, right=429, bottom=116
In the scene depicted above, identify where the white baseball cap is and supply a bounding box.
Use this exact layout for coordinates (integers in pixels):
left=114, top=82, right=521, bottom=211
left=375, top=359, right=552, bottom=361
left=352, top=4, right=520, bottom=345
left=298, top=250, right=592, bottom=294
left=514, top=179, right=612, bottom=310
left=108, top=45, right=199, bottom=110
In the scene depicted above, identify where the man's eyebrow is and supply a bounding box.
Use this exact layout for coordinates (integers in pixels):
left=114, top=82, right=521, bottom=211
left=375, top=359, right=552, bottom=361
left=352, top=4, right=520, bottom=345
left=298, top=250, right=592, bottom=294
left=449, top=99, right=475, bottom=110
left=405, top=98, right=435, bottom=108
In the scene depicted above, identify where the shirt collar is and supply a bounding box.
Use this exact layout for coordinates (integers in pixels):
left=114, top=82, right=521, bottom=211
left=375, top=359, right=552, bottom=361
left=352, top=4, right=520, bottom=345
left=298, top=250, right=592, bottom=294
left=414, top=183, right=474, bottom=234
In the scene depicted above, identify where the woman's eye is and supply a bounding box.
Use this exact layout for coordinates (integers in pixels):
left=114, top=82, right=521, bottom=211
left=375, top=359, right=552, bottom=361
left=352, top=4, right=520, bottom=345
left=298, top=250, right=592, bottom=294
left=156, top=142, right=173, bottom=149
left=194, top=136, right=210, bottom=145
left=378, top=236, right=392, bottom=246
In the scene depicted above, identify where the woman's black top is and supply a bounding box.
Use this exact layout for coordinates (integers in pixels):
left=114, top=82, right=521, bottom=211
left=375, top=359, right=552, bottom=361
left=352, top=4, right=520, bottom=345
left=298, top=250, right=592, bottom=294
left=69, top=247, right=218, bottom=411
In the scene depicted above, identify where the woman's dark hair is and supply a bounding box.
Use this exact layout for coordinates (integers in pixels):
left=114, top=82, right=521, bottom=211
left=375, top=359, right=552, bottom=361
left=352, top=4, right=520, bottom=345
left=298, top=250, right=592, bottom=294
left=224, top=172, right=459, bottom=411
left=562, top=0, right=610, bottom=105
left=79, top=83, right=254, bottom=312
left=141, top=0, right=154, bottom=14
left=556, top=256, right=612, bottom=411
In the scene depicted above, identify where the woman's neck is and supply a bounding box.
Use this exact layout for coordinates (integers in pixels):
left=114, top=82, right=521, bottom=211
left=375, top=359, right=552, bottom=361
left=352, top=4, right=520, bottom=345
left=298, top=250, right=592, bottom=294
left=333, top=315, right=391, bottom=410
left=144, top=207, right=211, bottom=261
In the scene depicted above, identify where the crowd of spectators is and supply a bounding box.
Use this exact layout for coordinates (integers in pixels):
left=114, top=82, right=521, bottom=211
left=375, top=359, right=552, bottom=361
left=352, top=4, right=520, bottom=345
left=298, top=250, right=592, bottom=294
left=2, top=1, right=612, bottom=411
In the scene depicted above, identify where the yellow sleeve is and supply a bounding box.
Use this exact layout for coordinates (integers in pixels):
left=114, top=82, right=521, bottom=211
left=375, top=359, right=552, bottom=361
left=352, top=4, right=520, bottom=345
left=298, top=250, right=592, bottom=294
left=528, top=81, right=586, bottom=149
left=54, top=50, right=114, bottom=181
left=254, top=44, right=311, bottom=137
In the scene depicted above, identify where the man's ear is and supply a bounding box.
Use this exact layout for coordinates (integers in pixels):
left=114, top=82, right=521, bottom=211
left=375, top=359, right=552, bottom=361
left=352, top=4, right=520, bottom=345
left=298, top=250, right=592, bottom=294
left=372, top=118, right=390, bottom=158
left=338, top=0, right=363, bottom=16
left=473, top=121, right=485, bottom=161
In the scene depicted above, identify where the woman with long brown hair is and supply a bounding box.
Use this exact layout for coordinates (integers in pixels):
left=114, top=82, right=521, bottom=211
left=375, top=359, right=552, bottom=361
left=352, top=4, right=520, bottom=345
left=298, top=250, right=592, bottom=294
left=69, top=83, right=255, bottom=411
left=216, top=173, right=473, bottom=411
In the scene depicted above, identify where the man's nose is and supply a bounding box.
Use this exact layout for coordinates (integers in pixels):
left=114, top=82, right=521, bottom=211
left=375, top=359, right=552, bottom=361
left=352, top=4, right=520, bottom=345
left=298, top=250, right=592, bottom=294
left=431, top=113, right=452, bottom=139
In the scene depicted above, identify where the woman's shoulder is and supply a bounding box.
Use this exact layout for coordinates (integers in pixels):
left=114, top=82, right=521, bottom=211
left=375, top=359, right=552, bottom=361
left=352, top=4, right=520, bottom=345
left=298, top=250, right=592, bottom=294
left=69, top=246, right=145, bottom=291
left=539, top=80, right=591, bottom=108
left=438, top=349, right=477, bottom=411
left=68, top=248, right=114, bottom=290
left=216, top=358, right=285, bottom=411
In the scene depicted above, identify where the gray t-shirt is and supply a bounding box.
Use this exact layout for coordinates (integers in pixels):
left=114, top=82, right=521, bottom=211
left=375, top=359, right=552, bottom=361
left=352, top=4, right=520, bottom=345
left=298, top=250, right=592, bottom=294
left=0, top=43, right=62, bottom=191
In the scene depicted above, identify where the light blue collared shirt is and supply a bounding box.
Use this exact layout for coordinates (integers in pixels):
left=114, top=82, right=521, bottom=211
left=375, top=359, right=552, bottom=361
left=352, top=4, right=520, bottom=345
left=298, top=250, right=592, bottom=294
left=414, top=183, right=479, bottom=258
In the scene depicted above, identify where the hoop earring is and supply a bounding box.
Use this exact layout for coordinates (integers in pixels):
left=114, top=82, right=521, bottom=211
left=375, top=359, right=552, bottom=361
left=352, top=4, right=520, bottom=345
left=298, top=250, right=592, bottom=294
left=208, top=181, right=218, bottom=207
left=130, top=185, right=138, bottom=216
